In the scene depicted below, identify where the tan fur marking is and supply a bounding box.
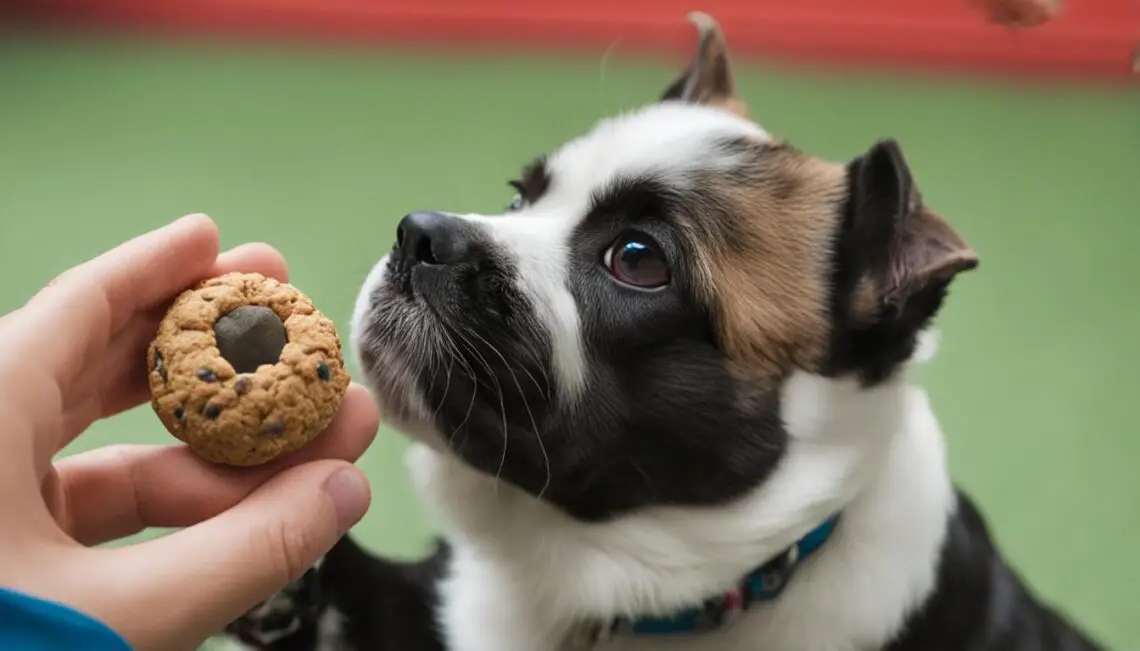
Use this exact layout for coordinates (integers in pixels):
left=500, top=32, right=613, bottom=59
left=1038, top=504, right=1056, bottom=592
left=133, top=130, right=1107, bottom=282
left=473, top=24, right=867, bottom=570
left=850, top=275, right=880, bottom=325
left=695, top=146, right=847, bottom=382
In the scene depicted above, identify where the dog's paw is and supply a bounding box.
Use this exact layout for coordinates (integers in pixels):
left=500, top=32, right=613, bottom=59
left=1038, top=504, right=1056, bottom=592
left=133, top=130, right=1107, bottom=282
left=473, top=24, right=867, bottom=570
left=223, top=559, right=326, bottom=648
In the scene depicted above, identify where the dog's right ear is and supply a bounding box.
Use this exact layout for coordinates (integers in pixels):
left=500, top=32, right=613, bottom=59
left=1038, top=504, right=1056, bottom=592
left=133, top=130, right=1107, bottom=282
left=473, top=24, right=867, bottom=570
left=846, top=138, right=978, bottom=325
left=827, top=138, right=978, bottom=382
left=660, top=12, right=748, bottom=117
left=829, top=137, right=980, bottom=385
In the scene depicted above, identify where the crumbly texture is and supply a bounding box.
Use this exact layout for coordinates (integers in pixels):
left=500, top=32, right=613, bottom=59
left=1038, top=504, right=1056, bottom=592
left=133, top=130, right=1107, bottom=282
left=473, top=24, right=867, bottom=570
left=147, top=272, right=351, bottom=466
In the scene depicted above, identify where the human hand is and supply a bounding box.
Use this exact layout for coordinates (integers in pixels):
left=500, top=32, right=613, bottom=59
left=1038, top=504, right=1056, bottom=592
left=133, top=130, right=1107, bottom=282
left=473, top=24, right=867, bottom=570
left=0, top=214, right=379, bottom=650
left=969, top=0, right=1062, bottom=27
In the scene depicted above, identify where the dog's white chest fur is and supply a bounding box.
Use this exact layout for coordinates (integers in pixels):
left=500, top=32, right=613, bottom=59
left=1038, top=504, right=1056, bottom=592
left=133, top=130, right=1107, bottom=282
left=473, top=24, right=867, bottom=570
left=406, top=366, right=956, bottom=651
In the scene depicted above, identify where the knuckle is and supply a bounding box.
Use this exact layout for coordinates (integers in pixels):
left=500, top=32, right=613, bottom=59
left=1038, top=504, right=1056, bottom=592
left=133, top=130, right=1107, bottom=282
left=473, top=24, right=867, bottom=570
left=258, top=517, right=321, bottom=586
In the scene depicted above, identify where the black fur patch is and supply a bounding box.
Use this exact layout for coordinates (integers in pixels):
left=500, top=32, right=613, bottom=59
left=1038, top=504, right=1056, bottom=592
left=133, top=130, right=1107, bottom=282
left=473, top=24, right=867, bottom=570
left=885, top=491, right=1104, bottom=651
left=224, top=535, right=449, bottom=651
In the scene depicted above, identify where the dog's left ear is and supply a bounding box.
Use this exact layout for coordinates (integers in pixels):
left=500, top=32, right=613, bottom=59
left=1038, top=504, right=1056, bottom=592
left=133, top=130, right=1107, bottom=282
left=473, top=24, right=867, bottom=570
left=847, top=138, right=979, bottom=327
left=660, top=12, right=747, bottom=117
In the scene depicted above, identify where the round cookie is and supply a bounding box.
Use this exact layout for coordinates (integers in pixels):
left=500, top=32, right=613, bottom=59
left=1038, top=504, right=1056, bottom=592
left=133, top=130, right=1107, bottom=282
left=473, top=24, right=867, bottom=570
left=147, top=272, right=350, bottom=466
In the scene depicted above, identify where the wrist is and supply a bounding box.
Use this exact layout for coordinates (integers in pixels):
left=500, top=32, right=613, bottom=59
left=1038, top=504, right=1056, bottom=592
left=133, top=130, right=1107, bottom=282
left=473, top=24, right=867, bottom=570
left=0, top=586, right=132, bottom=651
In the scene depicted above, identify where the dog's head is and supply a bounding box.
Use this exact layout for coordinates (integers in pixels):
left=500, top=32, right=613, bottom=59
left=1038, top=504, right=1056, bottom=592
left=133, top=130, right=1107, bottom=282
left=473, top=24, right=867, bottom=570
left=351, top=13, right=977, bottom=523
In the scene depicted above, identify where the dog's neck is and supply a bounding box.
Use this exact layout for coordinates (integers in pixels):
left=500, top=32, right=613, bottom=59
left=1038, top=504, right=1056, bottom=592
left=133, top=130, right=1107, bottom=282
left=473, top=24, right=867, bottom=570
left=602, top=512, right=841, bottom=639
left=406, top=366, right=955, bottom=650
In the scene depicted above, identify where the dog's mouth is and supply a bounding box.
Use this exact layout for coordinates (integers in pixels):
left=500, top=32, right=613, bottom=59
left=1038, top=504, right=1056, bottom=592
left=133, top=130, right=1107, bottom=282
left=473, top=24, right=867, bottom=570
left=352, top=225, right=559, bottom=493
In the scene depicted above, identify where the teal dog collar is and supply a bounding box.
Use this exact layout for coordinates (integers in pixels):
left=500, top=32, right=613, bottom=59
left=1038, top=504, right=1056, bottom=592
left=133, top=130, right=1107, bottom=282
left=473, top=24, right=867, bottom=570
left=605, top=515, right=840, bottom=638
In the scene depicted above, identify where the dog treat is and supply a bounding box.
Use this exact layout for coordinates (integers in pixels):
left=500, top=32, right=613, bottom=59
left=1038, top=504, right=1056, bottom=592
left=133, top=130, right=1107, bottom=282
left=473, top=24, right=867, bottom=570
left=970, top=0, right=1062, bottom=27
left=147, top=272, right=350, bottom=466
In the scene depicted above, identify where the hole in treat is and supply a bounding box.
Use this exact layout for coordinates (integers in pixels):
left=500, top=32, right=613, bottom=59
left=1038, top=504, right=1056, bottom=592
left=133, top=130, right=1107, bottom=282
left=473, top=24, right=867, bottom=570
left=214, top=306, right=288, bottom=375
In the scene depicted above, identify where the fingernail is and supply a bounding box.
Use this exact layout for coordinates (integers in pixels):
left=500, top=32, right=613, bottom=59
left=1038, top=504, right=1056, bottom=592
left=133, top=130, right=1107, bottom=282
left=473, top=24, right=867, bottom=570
left=323, top=467, right=371, bottom=535
left=173, top=212, right=207, bottom=226
left=174, top=213, right=216, bottom=235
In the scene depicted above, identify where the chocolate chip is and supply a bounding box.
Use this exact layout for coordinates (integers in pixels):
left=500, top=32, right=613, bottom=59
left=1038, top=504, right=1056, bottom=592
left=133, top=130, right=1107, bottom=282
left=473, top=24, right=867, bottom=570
left=316, top=362, right=330, bottom=382
left=203, top=404, right=221, bottom=419
left=234, top=376, right=251, bottom=395
left=173, top=406, right=184, bottom=420
left=154, top=352, right=167, bottom=381
left=214, top=305, right=287, bottom=374
left=198, top=367, right=217, bottom=382
left=264, top=422, right=286, bottom=437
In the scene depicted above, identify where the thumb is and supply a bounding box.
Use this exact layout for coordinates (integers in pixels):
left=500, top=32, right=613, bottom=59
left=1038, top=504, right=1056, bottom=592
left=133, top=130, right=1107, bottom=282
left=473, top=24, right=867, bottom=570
left=103, top=460, right=371, bottom=649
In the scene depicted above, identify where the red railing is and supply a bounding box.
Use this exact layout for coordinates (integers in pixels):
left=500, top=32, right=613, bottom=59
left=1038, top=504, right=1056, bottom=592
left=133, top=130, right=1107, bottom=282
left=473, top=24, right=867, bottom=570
left=10, top=0, right=1139, bottom=80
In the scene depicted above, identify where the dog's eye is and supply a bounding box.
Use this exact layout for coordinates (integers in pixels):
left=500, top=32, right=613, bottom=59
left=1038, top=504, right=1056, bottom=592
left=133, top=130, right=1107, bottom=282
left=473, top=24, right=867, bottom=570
left=603, top=233, right=670, bottom=289
left=506, top=179, right=529, bottom=212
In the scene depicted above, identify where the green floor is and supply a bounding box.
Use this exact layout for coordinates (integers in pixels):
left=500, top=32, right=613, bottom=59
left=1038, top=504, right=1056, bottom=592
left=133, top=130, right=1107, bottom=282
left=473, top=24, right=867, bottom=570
left=1, top=33, right=1137, bottom=649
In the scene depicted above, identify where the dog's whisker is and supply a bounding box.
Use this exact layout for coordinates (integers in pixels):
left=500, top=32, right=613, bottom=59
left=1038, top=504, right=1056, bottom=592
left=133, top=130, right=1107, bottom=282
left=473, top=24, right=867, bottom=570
left=431, top=340, right=458, bottom=419
left=466, top=328, right=551, bottom=499
left=442, top=334, right=479, bottom=448
left=597, top=39, right=622, bottom=114
left=518, top=343, right=553, bottom=398
left=629, top=460, right=658, bottom=501
left=453, top=329, right=509, bottom=493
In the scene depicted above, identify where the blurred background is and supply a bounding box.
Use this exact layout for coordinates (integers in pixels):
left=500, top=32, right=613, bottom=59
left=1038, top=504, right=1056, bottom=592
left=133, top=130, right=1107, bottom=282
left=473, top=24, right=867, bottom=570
left=0, top=0, right=1137, bottom=649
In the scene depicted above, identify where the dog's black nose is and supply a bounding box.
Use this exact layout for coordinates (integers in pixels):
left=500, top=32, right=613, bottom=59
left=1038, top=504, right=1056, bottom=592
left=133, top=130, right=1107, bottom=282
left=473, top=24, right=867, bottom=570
left=395, top=211, right=475, bottom=266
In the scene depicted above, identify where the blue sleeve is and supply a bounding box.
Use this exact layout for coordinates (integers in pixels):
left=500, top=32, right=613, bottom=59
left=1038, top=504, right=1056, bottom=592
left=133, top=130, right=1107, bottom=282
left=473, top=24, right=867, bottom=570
left=0, top=587, right=132, bottom=650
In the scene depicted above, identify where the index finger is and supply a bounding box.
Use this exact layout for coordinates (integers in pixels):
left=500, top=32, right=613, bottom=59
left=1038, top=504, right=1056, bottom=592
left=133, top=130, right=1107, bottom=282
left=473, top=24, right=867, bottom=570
left=67, top=241, right=292, bottom=431
left=13, top=214, right=222, bottom=388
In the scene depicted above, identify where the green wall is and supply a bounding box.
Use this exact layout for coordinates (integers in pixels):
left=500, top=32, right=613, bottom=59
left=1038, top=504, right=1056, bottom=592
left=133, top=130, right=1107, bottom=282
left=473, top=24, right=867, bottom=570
left=1, top=35, right=1137, bottom=649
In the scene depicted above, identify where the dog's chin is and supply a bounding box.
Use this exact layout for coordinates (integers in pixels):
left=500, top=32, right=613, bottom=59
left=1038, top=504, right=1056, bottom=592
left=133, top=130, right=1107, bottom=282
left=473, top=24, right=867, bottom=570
left=350, top=254, right=449, bottom=452
left=351, top=253, right=538, bottom=465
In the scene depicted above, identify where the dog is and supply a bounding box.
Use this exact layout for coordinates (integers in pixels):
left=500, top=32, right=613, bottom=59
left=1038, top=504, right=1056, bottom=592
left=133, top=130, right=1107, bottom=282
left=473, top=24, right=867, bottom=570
left=223, top=12, right=1105, bottom=651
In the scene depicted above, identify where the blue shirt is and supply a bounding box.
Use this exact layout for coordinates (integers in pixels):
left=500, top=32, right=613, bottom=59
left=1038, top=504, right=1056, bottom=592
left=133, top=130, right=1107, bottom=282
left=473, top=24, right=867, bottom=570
left=0, top=587, right=131, bottom=650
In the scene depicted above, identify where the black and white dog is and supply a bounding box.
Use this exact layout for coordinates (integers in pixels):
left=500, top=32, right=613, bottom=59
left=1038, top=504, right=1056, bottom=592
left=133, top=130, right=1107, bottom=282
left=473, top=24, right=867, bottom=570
left=224, top=12, right=1105, bottom=651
